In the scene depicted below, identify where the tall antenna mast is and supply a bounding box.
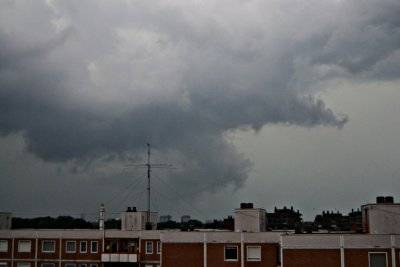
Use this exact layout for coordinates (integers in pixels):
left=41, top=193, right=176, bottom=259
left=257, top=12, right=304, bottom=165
left=126, top=143, right=174, bottom=230
left=146, top=143, right=151, bottom=225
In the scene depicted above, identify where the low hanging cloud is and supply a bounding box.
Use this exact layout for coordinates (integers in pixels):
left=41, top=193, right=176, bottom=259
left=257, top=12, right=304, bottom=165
left=1, top=0, right=400, bottom=206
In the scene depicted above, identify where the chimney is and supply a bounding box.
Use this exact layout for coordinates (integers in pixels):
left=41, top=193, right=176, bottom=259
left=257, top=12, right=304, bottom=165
left=384, top=196, right=394, bottom=204
left=99, top=203, right=105, bottom=230
left=376, top=196, right=385, bottom=204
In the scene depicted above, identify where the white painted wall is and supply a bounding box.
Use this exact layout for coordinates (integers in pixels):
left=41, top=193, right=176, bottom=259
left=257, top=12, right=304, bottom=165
left=234, top=208, right=266, bottom=232
left=363, top=204, right=400, bottom=234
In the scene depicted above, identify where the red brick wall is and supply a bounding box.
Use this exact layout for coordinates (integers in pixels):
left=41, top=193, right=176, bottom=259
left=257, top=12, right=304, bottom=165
left=283, top=249, right=340, bottom=267
left=345, top=249, right=392, bottom=267
left=162, top=243, right=203, bottom=267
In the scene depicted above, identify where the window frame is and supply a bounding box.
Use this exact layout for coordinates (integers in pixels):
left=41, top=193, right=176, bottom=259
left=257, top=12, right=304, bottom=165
left=368, top=252, right=388, bottom=267
left=246, top=246, right=261, bottom=262
left=17, top=262, right=30, bottom=267
left=156, top=241, right=161, bottom=254
left=41, top=240, right=56, bottom=253
left=17, top=240, right=32, bottom=253
left=90, top=241, right=98, bottom=254
left=224, top=245, right=239, bottom=262
left=145, top=241, right=153, bottom=255
left=0, top=240, right=8, bottom=252
left=65, top=241, right=76, bottom=254
left=80, top=241, right=87, bottom=254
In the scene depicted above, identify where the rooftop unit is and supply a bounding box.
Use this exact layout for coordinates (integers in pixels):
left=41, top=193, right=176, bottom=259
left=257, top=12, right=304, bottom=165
left=362, top=196, right=400, bottom=234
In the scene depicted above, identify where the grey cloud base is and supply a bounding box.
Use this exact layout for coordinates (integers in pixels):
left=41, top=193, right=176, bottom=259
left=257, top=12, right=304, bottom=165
left=0, top=0, right=399, bottom=209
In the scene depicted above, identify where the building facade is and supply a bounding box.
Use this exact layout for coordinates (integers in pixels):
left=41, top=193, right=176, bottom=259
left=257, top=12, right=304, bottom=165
left=1, top=230, right=400, bottom=267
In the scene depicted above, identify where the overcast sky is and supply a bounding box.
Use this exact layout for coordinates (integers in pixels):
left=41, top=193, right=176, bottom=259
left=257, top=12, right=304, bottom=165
left=1, top=0, right=400, bottom=221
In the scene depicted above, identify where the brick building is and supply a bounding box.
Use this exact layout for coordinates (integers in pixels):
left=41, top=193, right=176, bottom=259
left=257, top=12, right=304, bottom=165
left=1, top=197, right=400, bottom=267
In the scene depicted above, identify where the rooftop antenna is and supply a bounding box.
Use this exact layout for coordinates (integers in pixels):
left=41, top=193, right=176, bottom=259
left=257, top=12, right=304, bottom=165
left=126, top=143, right=174, bottom=229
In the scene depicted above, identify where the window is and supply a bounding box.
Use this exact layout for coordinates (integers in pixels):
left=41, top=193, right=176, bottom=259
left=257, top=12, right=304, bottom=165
left=90, top=241, right=98, bottom=253
left=17, top=263, right=30, bottom=267
left=145, top=241, right=153, bottom=254
left=65, top=263, right=76, bottom=267
left=89, top=264, right=97, bottom=267
left=66, top=241, right=76, bottom=253
left=80, top=241, right=87, bottom=253
left=369, top=252, right=387, bottom=267
left=0, top=262, right=8, bottom=267
left=224, top=245, right=238, bottom=261
left=18, top=241, right=31, bottom=253
left=78, top=264, right=86, bottom=267
left=246, top=246, right=261, bottom=261
left=41, top=263, right=55, bottom=267
left=42, top=240, right=55, bottom=253
left=0, top=240, right=8, bottom=252
left=157, top=241, right=161, bottom=254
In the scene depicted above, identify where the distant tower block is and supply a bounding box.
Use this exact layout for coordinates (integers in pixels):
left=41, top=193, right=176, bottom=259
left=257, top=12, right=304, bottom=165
left=0, top=212, right=12, bottom=230
left=181, top=215, right=191, bottom=223
left=234, top=203, right=266, bottom=232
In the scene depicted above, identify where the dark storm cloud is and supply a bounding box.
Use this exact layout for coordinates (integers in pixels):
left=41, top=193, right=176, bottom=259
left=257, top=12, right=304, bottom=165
left=0, top=0, right=399, bottom=200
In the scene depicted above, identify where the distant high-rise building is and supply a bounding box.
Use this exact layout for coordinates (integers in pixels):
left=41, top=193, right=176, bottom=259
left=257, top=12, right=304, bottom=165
left=159, top=215, right=172, bottom=223
left=0, top=212, right=12, bottom=230
left=181, top=215, right=191, bottom=223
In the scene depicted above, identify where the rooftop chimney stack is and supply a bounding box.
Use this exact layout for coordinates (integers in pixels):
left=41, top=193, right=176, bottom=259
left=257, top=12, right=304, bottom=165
left=384, top=196, right=394, bottom=204
left=376, top=196, right=385, bottom=204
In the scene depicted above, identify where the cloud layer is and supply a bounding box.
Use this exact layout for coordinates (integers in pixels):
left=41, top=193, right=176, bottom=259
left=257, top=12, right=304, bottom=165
left=1, top=0, right=400, bottom=211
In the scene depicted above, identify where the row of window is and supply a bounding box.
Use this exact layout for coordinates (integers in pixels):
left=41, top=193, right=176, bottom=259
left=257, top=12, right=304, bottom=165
left=223, top=247, right=389, bottom=266
left=145, top=241, right=160, bottom=255
left=224, top=245, right=261, bottom=262
left=0, top=240, right=98, bottom=254
left=65, top=241, right=98, bottom=254
left=0, top=263, right=98, bottom=267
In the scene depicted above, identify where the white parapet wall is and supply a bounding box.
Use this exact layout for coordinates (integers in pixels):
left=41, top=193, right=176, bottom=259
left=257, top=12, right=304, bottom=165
left=362, top=203, right=400, bottom=234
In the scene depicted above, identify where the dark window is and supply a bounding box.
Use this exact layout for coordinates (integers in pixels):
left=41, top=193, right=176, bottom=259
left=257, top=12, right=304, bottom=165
left=224, top=246, right=238, bottom=261
left=369, top=253, right=387, bottom=267
left=91, top=241, right=98, bottom=253
left=80, top=241, right=87, bottom=253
